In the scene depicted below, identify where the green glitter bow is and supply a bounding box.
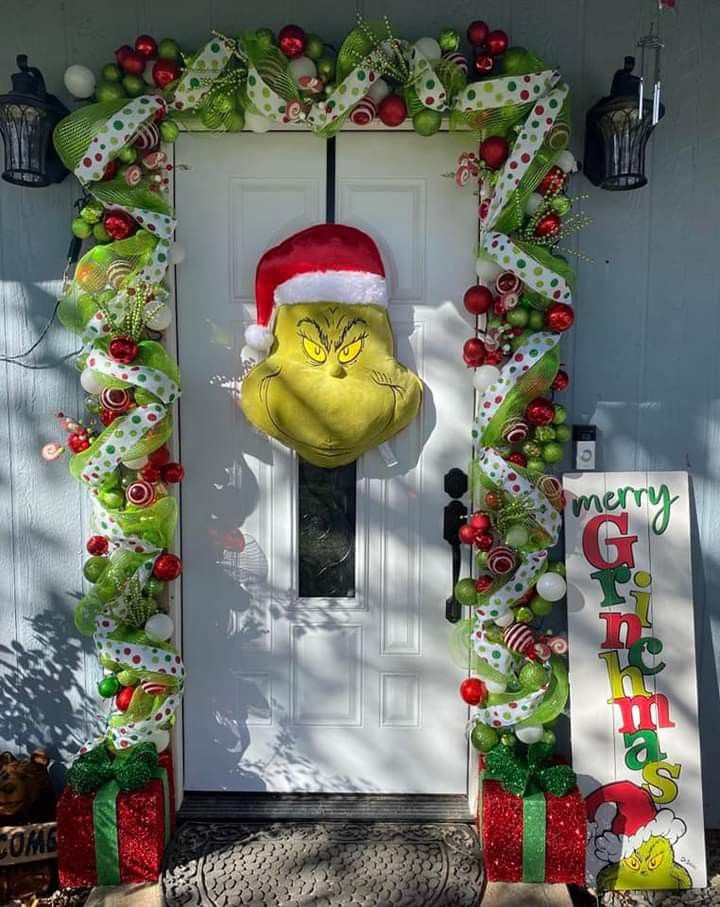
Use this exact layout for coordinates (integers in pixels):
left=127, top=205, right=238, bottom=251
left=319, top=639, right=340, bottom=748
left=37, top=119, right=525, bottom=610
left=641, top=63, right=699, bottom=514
left=484, top=742, right=576, bottom=797
left=67, top=742, right=159, bottom=794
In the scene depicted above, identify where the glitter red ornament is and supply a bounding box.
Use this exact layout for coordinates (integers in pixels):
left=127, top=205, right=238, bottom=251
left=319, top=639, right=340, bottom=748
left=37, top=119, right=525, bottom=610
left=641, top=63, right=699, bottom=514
left=463, top=285, right=494, bottom=315
left=466, top=20, right=489, bottom=46
left=458, top=524, right=478, bottom=545
left=378, top=94, right=407, bottom=127
left=153, top=553, right=182, bottom=581
left=148, top=445, right=171, bottom=467
left=86, top=535, right=109, bottom=556
left=537, top=165, right=567, bottom=196
left=506, top=451, right=527, bottom=467
left=101, top=159, right=118, bottom=182
left=115, top=685, right=135, bottom=713
left=545, top=302, right=575, bottom=333
left=485, top=491, right=502, bottom=509
left=475, top=532, right=494, bottom=551
left=475, top=574, right=494, bottom=593
left=459, top=677, right=488, bottom=706
left=473, top=53, right=495, bottom=75
left=479, top=136, right=509, bottom=170
left=526, top=398, right=556, bottom=426
left=534, top=211, right=562, bottom=239
left=485, top=350, right=504, bottom=366
left=100, top=409, right=120, bottom=427
left=119, top=51, right=146, bottom=76
left=115, top=45, right=133, bottom=66
left=161, top=462, right=185, bottom=484
left=485, top=29, right=509, bottom=56
left=103, top=210, right=137, bottom=241
left=68, top=433, right=90, bottom=453
left=278, top=24, right=307, bottom=58
left=109, top=336, right=139, bottom=365
left=152, top=59, right=181, bottom=89
left=139, top=463, right=162, bottom=483
left=134, top=34, right=158, bottom=58
left=469, top=512, right=491, bottom=533
left=463, top=337, right=486, bottom=367
left=551, top=368, right=570, bottom=391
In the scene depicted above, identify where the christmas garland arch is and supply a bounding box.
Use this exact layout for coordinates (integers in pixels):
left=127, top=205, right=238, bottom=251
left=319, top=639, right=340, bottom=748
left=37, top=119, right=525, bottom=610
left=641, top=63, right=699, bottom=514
left=51, top=18, right=581, bottom=796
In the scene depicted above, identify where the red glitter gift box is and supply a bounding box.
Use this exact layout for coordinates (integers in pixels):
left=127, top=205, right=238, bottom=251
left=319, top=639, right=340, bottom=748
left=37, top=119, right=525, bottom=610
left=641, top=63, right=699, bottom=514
left=57, top=750, right=175, bottom=887
left=481, top=778, right=586, bottom=884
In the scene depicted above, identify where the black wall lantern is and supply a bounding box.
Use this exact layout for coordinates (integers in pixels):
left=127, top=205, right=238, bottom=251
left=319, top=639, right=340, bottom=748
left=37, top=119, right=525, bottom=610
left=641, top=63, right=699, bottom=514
left=584, top=32, right=665, bottom=191
left=0, top=55, right=69, bottom=187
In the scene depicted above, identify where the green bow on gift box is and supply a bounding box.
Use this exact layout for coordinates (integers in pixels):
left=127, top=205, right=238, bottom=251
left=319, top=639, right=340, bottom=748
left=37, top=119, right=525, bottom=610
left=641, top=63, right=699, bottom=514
left=485, top=742, right=576, bottom=797
left=67, top=742, right=159, bottom=794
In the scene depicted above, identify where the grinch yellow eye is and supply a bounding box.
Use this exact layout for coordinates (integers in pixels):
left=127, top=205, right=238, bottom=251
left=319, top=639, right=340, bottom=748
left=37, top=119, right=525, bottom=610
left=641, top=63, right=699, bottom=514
left=338, top=338, right=364, bottom=364
left=302, top=337, right=327, bottom=363
left=648, top=851, right=665, bottom=871
left=625, top=854, right=641, bottom=871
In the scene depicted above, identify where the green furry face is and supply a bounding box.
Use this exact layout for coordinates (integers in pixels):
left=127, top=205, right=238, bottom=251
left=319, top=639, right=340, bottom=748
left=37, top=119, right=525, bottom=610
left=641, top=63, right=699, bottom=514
left=597, top=836, right=692, bottom=890
left=241, top=303, right=422, bottom=468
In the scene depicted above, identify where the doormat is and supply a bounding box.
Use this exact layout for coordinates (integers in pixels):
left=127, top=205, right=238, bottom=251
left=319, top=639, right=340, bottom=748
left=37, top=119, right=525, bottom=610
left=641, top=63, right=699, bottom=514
left=162, top=821, right=483, bottom=906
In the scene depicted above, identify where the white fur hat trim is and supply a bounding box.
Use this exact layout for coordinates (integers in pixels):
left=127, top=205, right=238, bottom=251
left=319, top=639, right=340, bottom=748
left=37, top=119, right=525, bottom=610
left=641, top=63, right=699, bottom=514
left=274, top=270, right=388, bottom=307
left=594, top=808, right=687, bottom=863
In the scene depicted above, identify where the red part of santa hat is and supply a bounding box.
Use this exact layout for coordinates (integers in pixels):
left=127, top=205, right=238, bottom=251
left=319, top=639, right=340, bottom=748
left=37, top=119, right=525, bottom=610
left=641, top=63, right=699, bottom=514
left=586, top=781, right=657, bottom=839
left=245, top=224, right=387, bottom=351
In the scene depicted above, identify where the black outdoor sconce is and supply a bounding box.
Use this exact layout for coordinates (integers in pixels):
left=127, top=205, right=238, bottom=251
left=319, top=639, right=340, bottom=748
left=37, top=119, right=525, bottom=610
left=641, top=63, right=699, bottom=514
left=0, top=55, right=69, bottom=187
left=584, top=33, right=665, bottom=191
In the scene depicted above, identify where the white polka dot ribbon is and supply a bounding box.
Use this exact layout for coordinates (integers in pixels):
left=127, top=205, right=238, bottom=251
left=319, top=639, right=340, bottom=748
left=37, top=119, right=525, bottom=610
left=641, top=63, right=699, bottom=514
left=472, top=681, right=549, bottom=728
left=86, top=348, right=180, bottom=405
left=307, top=66, right=378, bottom=130
left=453, top=69, right=560, bottom=115
left=138, top=238, right=172, bottom=284
left=410, top=47, right=447, bottom=110
left=79, top=403, right=167, bottom=487
left=473, top=331, right=560, bottom=436
left=481, top=231, right=573, bottom=305
left=484, top=82, right=570, bottom=229
left=473, top=625, right=515, bottom=677
left=476, top=448, right=561, bottom=545
left=171, top=36, right=234, bottom=111
left=246, top=65, right=291, bottom=122
left=74, top=96, right=166, bottom=184
left=475, top=550, right=549, bottom=626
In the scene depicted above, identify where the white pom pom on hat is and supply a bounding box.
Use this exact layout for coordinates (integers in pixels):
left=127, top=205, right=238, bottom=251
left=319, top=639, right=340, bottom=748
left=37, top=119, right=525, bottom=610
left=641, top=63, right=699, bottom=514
left=244, top=323, right=275, bottom=351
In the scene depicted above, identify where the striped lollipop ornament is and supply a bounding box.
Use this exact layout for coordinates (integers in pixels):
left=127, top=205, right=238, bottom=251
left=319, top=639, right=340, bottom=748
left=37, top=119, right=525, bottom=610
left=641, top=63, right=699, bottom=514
left=126, top=480, right=156, bottom=508
left=350, top=97, right=377, bottom=126
left=504, top=622, right=537, bottom=659
left=444, top=51, right=468, bottom=75
left=487, top=545, right=516, bottom=576
left=133, top=122, right=160, bottom=151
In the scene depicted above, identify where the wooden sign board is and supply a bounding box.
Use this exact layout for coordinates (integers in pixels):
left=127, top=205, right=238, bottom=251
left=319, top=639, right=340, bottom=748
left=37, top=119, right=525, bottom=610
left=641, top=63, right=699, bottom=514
left=0, top=821, right=57, bottom=866
left=563, top=472, right=706, bottom=891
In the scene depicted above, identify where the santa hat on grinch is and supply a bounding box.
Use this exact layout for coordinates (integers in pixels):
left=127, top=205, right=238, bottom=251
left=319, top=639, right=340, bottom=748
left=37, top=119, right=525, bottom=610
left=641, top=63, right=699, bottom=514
left=586, top=781, right=686, bottom=863
left=244, top=223, right=388, bottom=354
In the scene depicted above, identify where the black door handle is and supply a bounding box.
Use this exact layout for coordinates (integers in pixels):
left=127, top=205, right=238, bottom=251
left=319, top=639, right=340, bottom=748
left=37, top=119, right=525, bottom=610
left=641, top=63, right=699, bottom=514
left=443, top=470, right=468, bottom=623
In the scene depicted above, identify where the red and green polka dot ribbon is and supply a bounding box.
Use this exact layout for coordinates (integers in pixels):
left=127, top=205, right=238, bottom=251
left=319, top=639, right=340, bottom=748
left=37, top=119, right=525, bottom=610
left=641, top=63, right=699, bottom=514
left=138, top=238, right=172, bottom=285
left=452, top=69, right=560, bottom=116
left=481, top=233, right=573, bottom=305
left=246, top=65, right=290, bottom=121
left=87, top=349, right=180, bottom=405
left=473, top=625, right=515, bottom=677
left=475, top=550, right=549, bottom=627
left=411, top=47, right=447, bottom=110
left=307, top=66, right=378, bottom=131
left=171, top=36, right=234, bottom=111
left=473, top=677, right=550, bottom=728
left=77, top=403, right=167, bottom=487
left=74, top=97, right=166, bottom=184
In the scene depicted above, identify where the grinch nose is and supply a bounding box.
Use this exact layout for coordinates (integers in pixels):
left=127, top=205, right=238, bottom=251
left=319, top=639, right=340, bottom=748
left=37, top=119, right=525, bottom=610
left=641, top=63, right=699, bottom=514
left=328, top=362, right=346, bottom=378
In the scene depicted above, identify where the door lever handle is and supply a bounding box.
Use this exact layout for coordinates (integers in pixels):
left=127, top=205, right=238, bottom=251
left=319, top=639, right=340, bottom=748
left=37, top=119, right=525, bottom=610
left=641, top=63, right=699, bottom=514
left=443, top=468, right=468, bottom=624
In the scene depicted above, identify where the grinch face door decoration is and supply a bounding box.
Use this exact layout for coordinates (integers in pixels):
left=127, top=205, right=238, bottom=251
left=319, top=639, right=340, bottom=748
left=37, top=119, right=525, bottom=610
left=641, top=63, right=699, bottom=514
left=241, top=224, right=422, bottom=468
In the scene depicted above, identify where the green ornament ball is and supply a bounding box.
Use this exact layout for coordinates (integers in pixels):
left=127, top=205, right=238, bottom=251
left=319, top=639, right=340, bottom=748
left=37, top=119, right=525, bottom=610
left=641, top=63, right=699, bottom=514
left=228, top=110, right=245, bottom=132
left=501, top=46, right=530, bottom=75
left=509, top=333, right=528, bottom=352
left=316, top=56, right=336, bottom=82
left=80, top=200, right=104, bottom=224
left=213, top=93, right=235, bottom=115
left=506, top=307, right=529, bottom=328
left=515, top=606, right=534, bottom=623
left=159, top=120, right=180, bottom=143
left=102, top=63, right=122, bottom=83
left=542, top=729, right=556, bottom=746
left=93, top=223, right=111, bottom=243
left=145, top=577, right=166, bottom=597
left=476, top=550, right=489, bottom=568
left=550, top=195, right=572, bottom=215
left=520, top=661, right=548, bottom=691
left=554, top=424, right=571, bottom=443
left=158, top=38, right=181, bottom=60
left=95, top=80, right=126, bottom=103
left=94, top=576, right=119, bottom=603
left=122, top=74, right=145, bottom=98
left=470, top=722, right=499, bottom=753
left=525, top=458, right=546, bottom=475
left=534, top=425, right=556, bottom=442
left=454, top=577, right=478, bottom=606
left=83, top=556, right=108, bottom=583
left=485, top=623, right=505, bottom=644
left=305, top=33, right=324, bottom=61
left=71, top=217, right=92, bottom=240
left=547, top=560, right=566, bottom=576
left=118, top=146, right=137, bottom=164
left=98, top=490, right=124, bottom=510
left=117, top=669, right=139, bottom=686
left=255, top=28, right=274, bottom=50
left=527, top=310, right=545, bottom=330
left=542, top=441, right=564, bottom=464
left=438, top=28, right=460, bottom=52
left=500, top=732, right=517, bottom=748
left=530, top=594, right=553, bottom=617
left=413, top=108, right=442, bottom=137
left=522, top=440, right=543, bottom=459
left=552, top=404, right=567, bottom=425
left=98, top=675, right=120, bottom=698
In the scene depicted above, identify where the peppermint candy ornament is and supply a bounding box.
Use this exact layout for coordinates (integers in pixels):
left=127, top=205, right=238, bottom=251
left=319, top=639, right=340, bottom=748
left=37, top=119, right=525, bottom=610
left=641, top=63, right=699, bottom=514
left=502, top=419, right=529, bottom=445
left=124, top=164, right=143, bottom=187
left=350, top=98, right=376, bottom=126
left=495, top=272, right=523, bottom=295
left=444, top=51, right=468, bottom=75
left=504, top=622, right=537, bottom=658
left=126, top=479, right=156, bottom=507
left=99, top=387, right=133, bottom=413
left=487, top=545, right=516, bottom=576
left=134, top=122, right=160, bottom=151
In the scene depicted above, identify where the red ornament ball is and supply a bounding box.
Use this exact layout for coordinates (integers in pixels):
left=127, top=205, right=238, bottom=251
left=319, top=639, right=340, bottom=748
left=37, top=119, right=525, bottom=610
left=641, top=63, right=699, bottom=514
left=526, top=397, right=556, bottom=426
left=466, top=20, right=489, bottom=47
left=120, top=50, right=146, bottom=76
left=485, top=492, right=502, bottom=510
left=162, top=462, right=185, bottom=484
left=148, top=445, right=171, bottom=467
left=378, top=94, right=407, bottom=127
left=475, top=532, right=494, bottom=551
left=278, top=24, right=307, bottom=58
left=108, top=336, right=139, bottom=365
left=463, top=337, right=486, bottom=367
left=463, top=285, right=494, bottom=315
left=154, top=553, right=183, bottom=581
left=486, top=29, right=509, bottom=56
left=99, top=408, right=119, bottom=427
left=458, top=524, right=477, bottom=545
left=552, top=368, right=570, bottom=392
left=474, top=574, right=494, bottom=593
left=506, top=451, right=527, bottom=467
left=103, top=209, right=137, bottom=241
left=460, top=677, right=488, bottom=706
left=115, top=45, right=133, bottom=66
left=534, top=211, right=562, bottom=239
left=139, top=463, right=162, bottom=483
left=473, top=53, right=494, bottom=75
left=101, top=159, right=118, bottom=182
left=546, top=302, right=575, bottom=333
left=68, top=433, right=90, bottom=453
left=152, top=58, right=181, bottom=89
left=485, top=350, right=504, bottom=366
left=86, top=535, right=109, bottom=556
left=469, top=512, right=491, bottom=533
left=115, top=685, right=135, bottom=713
left=538, top=165, right=567, bottom=196
left=479, top=136, right=509, bottom=171
left=135, top=34, right=158, bottom=58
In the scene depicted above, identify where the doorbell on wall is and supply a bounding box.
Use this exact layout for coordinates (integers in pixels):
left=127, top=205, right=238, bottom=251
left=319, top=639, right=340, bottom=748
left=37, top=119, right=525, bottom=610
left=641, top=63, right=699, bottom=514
left=573, top=425, right=597, bottom=471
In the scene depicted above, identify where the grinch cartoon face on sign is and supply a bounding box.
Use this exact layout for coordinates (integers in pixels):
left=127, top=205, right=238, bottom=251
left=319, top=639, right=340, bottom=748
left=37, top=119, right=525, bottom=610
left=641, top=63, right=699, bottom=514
left=241, top=225, right=422, bottom=468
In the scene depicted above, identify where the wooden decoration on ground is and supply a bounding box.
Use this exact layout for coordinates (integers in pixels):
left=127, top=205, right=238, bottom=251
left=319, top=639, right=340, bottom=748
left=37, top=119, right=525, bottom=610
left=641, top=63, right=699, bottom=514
left=563, top=471, right=706, bottom=891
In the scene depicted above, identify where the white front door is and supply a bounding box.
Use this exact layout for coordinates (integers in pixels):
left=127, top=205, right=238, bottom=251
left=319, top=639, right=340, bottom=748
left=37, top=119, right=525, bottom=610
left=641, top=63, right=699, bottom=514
left=176, top=130, right=476, bottom=793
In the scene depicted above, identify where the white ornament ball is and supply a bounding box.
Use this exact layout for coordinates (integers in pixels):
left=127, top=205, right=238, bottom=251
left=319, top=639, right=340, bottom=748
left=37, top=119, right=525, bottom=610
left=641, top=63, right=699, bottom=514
left=367, top=77, right=390, bottom=105
left=515, top=724, right=544, bottom=744
left=123, top=455, right=149, bottom=469
left=495, top=612, right=515, bottom=629
left=149, top=729, right=170, bottom=753
left=536, top=572, right=567, bottom=602
left=144, top=302, right=172, bottom=332
left=472, top=364, right=501, bottom=393
left=144, top=612, right=174, bottom=642
left=80, top=367, right=103, bottom=395
left=289, top=55, right=317, bottom=83
left=505, top=525, right=529, bottom=548
left=556, top=150, right=578, bottom=174
left=475, top=255, right=503, bottom=284
left=413, top=37, right=442, bottom=61
left=64, top=64, right=96, bottom=99
left=484, top=677, right=508, bottom=694
left=169, top=242, right=186, bottom=265
left=245, top=110, right=273, bottom=133
left=525, top=192, right=544, bottom=216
